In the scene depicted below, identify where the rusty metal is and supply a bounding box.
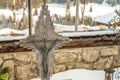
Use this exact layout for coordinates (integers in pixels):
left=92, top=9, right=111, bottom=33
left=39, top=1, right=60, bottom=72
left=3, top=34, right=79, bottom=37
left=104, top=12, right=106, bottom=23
left=28, top=0, right=32, bottom=36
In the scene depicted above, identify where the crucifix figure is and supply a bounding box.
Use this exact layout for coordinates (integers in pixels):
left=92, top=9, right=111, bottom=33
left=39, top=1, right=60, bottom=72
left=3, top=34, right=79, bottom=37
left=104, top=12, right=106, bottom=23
left=19, top=3, right=68, bottom=80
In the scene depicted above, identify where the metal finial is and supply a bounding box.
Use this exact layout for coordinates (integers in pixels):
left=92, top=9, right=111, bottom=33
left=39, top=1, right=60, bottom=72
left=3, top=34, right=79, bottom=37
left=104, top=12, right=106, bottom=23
left=43, top=0, right=46, bottom=5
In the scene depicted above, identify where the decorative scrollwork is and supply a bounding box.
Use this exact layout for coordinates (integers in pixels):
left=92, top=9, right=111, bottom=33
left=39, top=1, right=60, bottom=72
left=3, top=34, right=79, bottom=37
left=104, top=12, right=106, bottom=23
left=115, top=68, right=120, bottom=80
left=115, top=36, right=120, bottom=44
left=110, top=10, right=120, bottom=43
left=108, top=15, right=120, bottom=27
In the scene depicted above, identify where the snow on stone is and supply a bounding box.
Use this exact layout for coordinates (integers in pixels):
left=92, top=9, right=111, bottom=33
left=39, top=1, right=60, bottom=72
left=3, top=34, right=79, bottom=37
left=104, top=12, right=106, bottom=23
left=0, top=28, right=25, bottom=35
left=0, top=25, right=116, bottom=41
left=31, top=69, right=105, bottom=80
left=0, top=28, right=27, bottom=41
left=59, top=30, right=115, bottom=37
left=22, top=27, right=35, bottom=36
left=54, top=24, right=102, bottom=32
left=0, top=36, right=27, bottom=41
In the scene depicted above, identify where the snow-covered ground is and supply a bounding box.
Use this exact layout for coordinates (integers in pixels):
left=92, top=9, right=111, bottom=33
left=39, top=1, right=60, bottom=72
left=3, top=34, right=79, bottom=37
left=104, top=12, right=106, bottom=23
left=32, top=3, right=117, bottom=24
left=0, top=25, right=117, bottom=41
left=0, top=9, right=13, bottom=18
left=46, top=3, right=116, bottom=18
left=31, top=69, right=105, bottom=80
left=0, top=3, right=118, bottom=21
left=59, top=30, right=115, bottom=37
left=31, top=68, right=120, bottom=80
left=0, top=28, right=27, bottom=41
left=0, top=2, right=119, bottom=40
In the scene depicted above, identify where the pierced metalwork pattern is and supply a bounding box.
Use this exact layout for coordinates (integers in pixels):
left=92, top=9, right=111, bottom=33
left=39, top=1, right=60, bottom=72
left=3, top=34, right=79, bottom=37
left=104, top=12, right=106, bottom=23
left=115, top=68, right=120, bottom=80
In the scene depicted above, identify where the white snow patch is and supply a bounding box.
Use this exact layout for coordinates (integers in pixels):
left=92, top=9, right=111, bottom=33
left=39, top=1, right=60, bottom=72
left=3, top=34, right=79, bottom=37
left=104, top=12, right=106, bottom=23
left=58, top=30, right=115, bottom=37
left=0, top=36, right=27, bottom=41
left=31, top=69, right=105, bottom=80
left=54, top=24, right=102, bottom=32
left=0, top=25, right=116, bottom=41
left=0, top=9, right=13, bottom=18
left=0, top=28, right=25, bottom=35
left=94, top=12, right=119, bottom=24
left=0, top=28, right=27, bottom=41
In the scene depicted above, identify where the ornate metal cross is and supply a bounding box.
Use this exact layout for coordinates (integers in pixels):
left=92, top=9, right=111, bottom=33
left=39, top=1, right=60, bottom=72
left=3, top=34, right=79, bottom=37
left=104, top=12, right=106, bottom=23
left=19, top=3, right=67, bottom=80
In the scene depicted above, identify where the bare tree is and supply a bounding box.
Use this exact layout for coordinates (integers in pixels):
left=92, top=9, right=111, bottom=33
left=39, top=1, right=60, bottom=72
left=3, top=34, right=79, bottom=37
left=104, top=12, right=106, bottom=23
left=13, top=0, right=17, bottom=29
left=81, top=0, right=87, bottom=25
left=75, top=0, right=79, bottom=31
left=65, top=0, right=71, bottom=25
left=18, top=0, right=27, bottom=30
left=66, top=0, right=71, bottom=16
left=115, top=9, right=120, bottom=16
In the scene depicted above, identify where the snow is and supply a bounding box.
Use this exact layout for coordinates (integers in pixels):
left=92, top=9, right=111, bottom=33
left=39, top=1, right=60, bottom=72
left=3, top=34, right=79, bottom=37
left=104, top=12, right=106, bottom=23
left=94, top=12, right=119, bottom=24
left=31, top=69, right=105, bottom=80
left=59, top=30, right=115, bottom=37
left=0, top=3, right=118, bottom=40
left=54, top=24, right=105, bottom=32
left=101, top=0, right=111, bottom=7
left=0, top=28, right=25, bottom=35
left=0, top=3, right=119, bottom=80
left=54, top=24, right=115, bottom=37
left=31, top=68, right=120, bottom=80
left=0, top=9, right=13, bottom=18
left=34, top=3, right=115, bottom=19
left=48, top=4, right=66, bottom=17
left=0, top=36, right=27, bottom=41
left=70, top=3, right=114, bottom=18
left=0, top=25, right=116, bottom=41
left=0, top=28, right=27, bottom=41
left=31, top=3, right=117, bottom=28
left=0, top=3, right=117, bottom=26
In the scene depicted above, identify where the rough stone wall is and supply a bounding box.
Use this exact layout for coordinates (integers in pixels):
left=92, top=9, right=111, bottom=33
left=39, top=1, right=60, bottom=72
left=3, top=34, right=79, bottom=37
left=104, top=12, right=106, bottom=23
left=53, top=45, right=119, bottom=73
left=0, top=45, right=120, bottom=80
left=0, top=52, right=39, bottom=80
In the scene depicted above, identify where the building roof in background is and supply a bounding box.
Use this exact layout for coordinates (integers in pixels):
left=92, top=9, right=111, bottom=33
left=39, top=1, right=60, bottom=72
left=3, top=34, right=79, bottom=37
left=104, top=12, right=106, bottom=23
left=94, top=12, right=119, bottom=25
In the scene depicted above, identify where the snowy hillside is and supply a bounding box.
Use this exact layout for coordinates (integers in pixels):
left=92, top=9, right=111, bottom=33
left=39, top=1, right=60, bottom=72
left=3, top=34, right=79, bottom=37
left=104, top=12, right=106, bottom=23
left=32, top=3, right=117, bottom=23
left=0, top=2, right=119, bottom=40
left=0, top=3, right=118, bottom=22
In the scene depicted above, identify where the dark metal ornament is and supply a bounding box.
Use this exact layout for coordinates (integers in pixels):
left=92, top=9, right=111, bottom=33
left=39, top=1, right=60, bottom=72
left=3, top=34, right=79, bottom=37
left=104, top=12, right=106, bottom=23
left=43, top=0, right=46, bottom=5
left=19, top=3, right=67, bottom=80
left=108, top=12, right=120, bottom=44
left=115, top=68, right=120, bottom=80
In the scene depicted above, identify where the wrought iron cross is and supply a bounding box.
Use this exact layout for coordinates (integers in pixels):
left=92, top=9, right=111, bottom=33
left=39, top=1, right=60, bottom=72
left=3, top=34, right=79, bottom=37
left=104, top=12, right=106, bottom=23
left=19, top=4, right=68, bottom=80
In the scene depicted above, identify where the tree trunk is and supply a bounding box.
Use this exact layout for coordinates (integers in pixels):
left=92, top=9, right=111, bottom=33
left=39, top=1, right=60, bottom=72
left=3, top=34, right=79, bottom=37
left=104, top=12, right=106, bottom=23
left=81, top=0, right=86, bottom=25
left=75, top=0, right=79, bottom=31
left=13, top=0, right=17, bottom=29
